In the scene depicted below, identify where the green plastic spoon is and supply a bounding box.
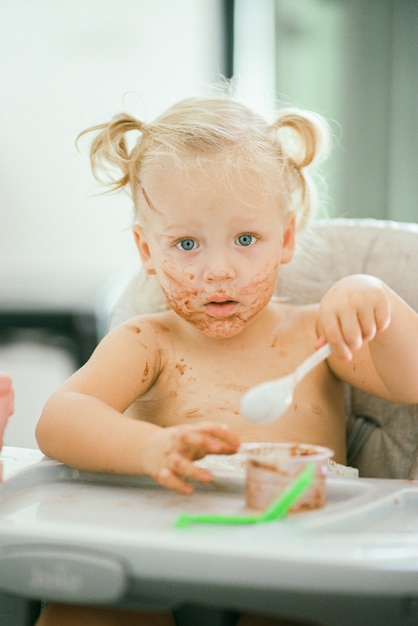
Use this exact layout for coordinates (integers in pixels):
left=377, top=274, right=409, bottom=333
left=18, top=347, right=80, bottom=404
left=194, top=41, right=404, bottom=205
left=175, top=462, right=315, bottom=529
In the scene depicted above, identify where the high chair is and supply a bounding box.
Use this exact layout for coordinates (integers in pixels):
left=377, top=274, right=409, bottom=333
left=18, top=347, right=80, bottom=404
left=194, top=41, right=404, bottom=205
left=1, top=218, right=417, bottom=626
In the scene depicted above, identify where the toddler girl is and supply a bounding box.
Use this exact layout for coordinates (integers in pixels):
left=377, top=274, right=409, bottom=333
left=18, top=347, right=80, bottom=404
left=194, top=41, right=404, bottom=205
left=35, top=96, right=418, bottom=626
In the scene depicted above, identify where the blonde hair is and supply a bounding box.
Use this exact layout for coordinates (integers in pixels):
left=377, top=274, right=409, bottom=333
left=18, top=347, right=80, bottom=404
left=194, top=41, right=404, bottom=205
left=79, top=97, right=331, bottom=322
left=79, top=97, right=330, bottom=231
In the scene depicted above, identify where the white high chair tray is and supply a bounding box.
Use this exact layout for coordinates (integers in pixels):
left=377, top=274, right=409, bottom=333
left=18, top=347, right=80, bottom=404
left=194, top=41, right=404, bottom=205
left=0, top=447, right=417, bottom=625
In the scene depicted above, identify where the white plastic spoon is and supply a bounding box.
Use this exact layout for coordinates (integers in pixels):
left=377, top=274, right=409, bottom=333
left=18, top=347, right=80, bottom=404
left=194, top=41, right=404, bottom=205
left=240, top=343, right=332, bottom=423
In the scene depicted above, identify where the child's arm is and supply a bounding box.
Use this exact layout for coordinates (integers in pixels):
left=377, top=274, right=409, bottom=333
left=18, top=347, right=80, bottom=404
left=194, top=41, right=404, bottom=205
left=317, top=274, right=418, bottom=403
left=36, top=320, right=239, bottom=494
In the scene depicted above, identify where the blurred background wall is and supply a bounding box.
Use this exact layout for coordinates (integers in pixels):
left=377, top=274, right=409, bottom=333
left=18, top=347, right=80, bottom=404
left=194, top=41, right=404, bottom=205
left=235, top=0, right=418, bottom=223
left=0, top=0, right=225, bottom=304
left=0, top=0, right=417, bottom=448
left=0, top=0, right=226, bottom=447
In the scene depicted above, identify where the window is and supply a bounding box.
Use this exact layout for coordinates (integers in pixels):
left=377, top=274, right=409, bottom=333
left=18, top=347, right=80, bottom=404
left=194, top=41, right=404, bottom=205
left=233, top=0, right=418, bottom=223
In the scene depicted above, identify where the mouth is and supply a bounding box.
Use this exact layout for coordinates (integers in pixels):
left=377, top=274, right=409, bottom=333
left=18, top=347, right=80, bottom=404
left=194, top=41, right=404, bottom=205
left=204, top=299, right=239, bottom=318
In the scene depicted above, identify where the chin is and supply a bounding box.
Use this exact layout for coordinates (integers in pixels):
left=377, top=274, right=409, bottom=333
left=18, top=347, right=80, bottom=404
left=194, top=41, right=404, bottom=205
left=194, top=317, right=249, bottom=339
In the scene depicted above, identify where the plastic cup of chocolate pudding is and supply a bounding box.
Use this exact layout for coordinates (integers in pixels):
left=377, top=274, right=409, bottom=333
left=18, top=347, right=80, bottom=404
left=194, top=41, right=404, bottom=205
left=245, top=442, right=334, bottom=513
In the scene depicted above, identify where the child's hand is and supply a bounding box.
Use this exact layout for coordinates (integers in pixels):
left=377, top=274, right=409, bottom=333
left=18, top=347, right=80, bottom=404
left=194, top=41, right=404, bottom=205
left=0, top=372, right=14, bottom=452
left=142, top=421, right=240, bottom=494
left=316, top=275, right=391, bottom=360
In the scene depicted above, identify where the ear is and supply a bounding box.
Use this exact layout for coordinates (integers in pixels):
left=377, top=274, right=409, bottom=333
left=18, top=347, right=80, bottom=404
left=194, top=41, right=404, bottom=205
left=133, top=225, right=156, bottom=275
left=280, top=213, right=296, bottom=265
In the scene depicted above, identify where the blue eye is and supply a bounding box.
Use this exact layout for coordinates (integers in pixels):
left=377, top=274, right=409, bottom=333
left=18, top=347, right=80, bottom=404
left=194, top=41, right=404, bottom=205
left=176, top=238, right=198, bottom=251
left=236, top=233, right=256, bottom=247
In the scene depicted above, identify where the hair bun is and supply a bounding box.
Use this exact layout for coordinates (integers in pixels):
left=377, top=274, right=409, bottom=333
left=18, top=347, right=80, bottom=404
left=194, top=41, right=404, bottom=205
left=273, top=108, right=331, bottom=170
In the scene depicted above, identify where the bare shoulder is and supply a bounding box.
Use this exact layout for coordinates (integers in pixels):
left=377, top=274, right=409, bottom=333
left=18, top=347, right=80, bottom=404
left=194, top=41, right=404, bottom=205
left=60, top=312, right=179, bottom=408
left=106, top=312, right=176, bottom=346
left=77, top=312, right=179, bottom=379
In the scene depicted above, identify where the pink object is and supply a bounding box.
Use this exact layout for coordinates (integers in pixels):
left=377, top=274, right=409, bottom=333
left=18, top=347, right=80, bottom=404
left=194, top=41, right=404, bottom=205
left=0, top=372, right=14, bottom=452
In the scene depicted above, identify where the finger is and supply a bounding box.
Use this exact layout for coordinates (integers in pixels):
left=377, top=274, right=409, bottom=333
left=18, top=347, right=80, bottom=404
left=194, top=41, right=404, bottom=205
left=177, top=423, right=240, bottom=456
left=178, top=429, right=237, bottom=458
left=157, top=455, right=214, bottom=494
left=156, top=467, right=195, bottom=495
left=197, top=421, right=241, bottom=448
left=356, top=308, right=378, bottom=342
left=169, top=452, right=213, bottom=484
left=314, top=335, right=328, bottom=350
left=320, top=310, right=353, bottom=360
left=342, top=307, right=367, bottom=349
left=374, top=299, right=391, bottom=333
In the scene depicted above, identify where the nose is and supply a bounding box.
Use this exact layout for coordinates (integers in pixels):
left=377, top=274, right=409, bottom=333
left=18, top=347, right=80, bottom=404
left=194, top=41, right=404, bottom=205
left=202, top=251, right=236, bottom=282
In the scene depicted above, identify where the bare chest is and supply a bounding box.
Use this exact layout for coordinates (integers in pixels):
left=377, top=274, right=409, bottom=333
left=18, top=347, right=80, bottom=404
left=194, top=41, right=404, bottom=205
left=128, top=336, right=347, bottom=462
left=132, top=342, right=273, bottom=420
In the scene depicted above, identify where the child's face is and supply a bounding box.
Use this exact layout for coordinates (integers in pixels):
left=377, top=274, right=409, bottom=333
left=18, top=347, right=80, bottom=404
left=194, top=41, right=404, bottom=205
left=134, top=158, right=295, bottom=339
